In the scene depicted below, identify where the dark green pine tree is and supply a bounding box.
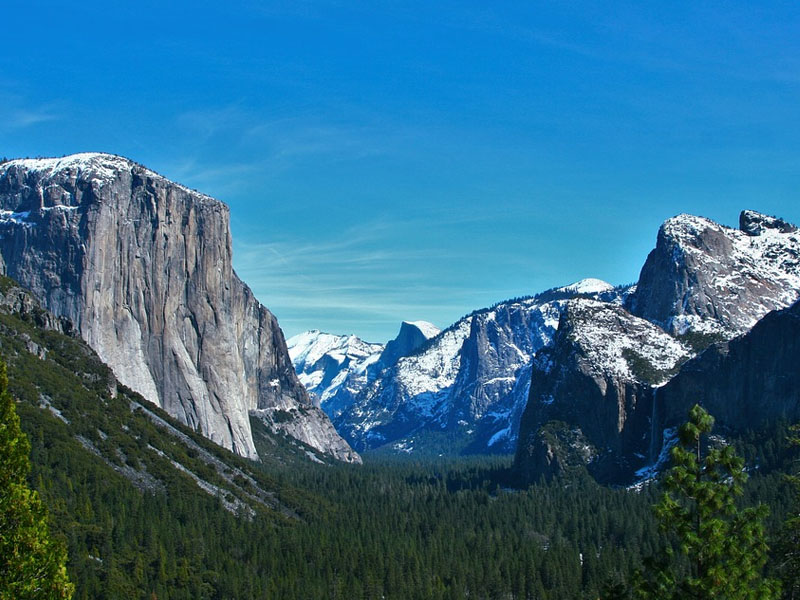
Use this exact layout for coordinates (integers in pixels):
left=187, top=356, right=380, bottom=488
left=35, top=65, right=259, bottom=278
left=634, top=404, right=780, bottom=600
left=0, top=361, right=74, bottom=599
left=777, top=425, right=800, bottom=599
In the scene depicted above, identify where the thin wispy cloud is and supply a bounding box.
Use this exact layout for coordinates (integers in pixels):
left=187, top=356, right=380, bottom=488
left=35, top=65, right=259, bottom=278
left=232, top=218, right=523, bottom=340
left=8, top=108, right=58, bottom=128
left=159, top=155, right=265, bottom=196
left=0, top=94, right=59, bottom=131
left=176, top=105, right=401, bottom=163
left=168, top=104, right=422, bottom=200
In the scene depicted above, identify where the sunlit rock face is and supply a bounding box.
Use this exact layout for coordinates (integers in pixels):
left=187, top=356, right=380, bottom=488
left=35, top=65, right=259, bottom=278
left=515, top=210, right=800, bottom=485
left=627, top=211, right=800, bottom=338
left=0, top=153, right=359, bottom=464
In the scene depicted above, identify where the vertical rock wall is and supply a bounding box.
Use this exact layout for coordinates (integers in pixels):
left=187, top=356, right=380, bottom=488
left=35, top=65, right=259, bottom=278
left=0, top=153, right=359, bottom=463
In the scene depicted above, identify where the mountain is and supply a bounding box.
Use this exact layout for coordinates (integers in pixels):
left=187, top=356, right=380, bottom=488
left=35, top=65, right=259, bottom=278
left=286, top=320, right=439, bottom=420
left=331, top=281, right=625, bottom=455
left=514, top=299, right=691, bottom=483
left=627, top=210, right=800, bottom=338
left=0, top=274, right=316, bottom=510
left=379, top=320, right=441, bottom=367
left=0, top=275, right=382, bottom=595
left=0, top=153, right=359, bottom=463
left=5, top=262, right=787, bottom=599
left=652, top=297, right=800, bottom=453
left=287, top=330, right=384, bottom=416
left=514, top=210, right=800, bottom=484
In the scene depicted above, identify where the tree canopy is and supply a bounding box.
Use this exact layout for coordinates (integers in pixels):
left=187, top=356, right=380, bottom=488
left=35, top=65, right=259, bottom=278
left=633, top=404, right=779, bottom=600
left=0, top=361, right=73, bottom=599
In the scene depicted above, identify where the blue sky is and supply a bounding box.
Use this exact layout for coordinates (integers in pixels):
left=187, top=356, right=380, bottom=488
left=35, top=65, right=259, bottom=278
left=3, top=2, right=800, bottom=342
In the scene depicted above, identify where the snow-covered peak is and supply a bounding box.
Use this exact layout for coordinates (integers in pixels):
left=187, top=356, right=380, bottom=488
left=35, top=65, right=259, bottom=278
left=4, top=153, right=135, bottom=183
left=658, top=213, right=727, bottom=244
left=2, top=152, right=214, bottom=201
left=376, top=316, right=474, bottom=413
left=631, top=210, right=800, bottom=337
left=557, top=278, right=614, bottom=295
left=402, top=320, right=440, bottom=340
left=287, top=330, right=384, bottom=413
left=287, top=330, right=382, bottom=371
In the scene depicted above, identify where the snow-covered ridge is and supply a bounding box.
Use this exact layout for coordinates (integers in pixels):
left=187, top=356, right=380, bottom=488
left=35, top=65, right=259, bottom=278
left=334, top=293, right=577, bottom=453
left=557, top=278, right=614, bottom=295
left=6, top=153, right=133, bottom=181
left=659, top=212, right=721, bottom=239
left=393, top=317, right=473, bottom=398
left=326, top=277, right=638, bottom=453
left=564, top=299, right=691, bottom=382
left=287, top=330, right=383, bottom=410
left=2, top=153, right=215, bottom=201
left=403, top=320, right=440, bottom=340
left=646, top=211, right=800, bottom=336
left=288, top=330, right=382, bottom=371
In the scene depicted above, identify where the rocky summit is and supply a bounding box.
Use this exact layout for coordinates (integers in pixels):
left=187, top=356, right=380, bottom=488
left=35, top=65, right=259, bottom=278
left=514, top=210, right=800, bottom=484
left=0, top=153, right=359, bottom=464
left=328, top=281, right=626, bottom=455
left=627, top=211, right=800, bottom=338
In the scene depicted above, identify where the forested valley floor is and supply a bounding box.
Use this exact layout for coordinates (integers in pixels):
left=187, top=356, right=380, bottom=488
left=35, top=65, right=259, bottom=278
left=3, top=284, right=795, bottom=599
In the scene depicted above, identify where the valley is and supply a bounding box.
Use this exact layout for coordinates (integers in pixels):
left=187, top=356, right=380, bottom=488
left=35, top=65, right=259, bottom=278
left=5, top=4, right=800, bottom=598
left=1, top=154, right=799, bottom=599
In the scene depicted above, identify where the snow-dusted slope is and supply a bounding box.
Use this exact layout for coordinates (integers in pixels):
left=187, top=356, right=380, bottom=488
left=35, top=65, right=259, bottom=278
left=552, top=299, right=690, bottom=383
left=334, top=281, right=623, bottom=454
left=557, top=278, right=615, bottom=296
left=515, top=298, right=693, bottom=483
left=287, top=320, right=440, bottom=421
left=515, top=210, right=800, bottom=484
left=628, top=210, right=800, bottom=337
left=516, top=298, right=692, bottom=481
left=287, top=330, right=383, bottom=415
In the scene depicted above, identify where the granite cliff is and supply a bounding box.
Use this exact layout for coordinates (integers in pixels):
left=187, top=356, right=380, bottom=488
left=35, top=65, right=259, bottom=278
left=0, top=153, right=359, bottom=463
left=653, top=298, right=800, bottom=450
left=628, top=211, right=800, bottom=337
left=514, top=210, right=800, bottom=484
left=514, top=299, right=691, bottom=483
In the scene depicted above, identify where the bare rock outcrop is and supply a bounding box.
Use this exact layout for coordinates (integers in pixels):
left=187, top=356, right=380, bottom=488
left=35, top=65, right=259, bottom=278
left=627, top=211, right=800, bottom=338
left=0, top=153, right=359, bottom=463
left=514, top=299, right=691, bottom=483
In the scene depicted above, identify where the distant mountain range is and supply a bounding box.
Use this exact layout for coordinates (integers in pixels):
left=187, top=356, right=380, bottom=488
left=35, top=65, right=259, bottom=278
left=289, top=278, right=631, bottom=455
left=290, top=209, right=800, bottom=484
left=2, top=152, right=798, bottom=487
left=287, top=320, right=439, bottom=419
